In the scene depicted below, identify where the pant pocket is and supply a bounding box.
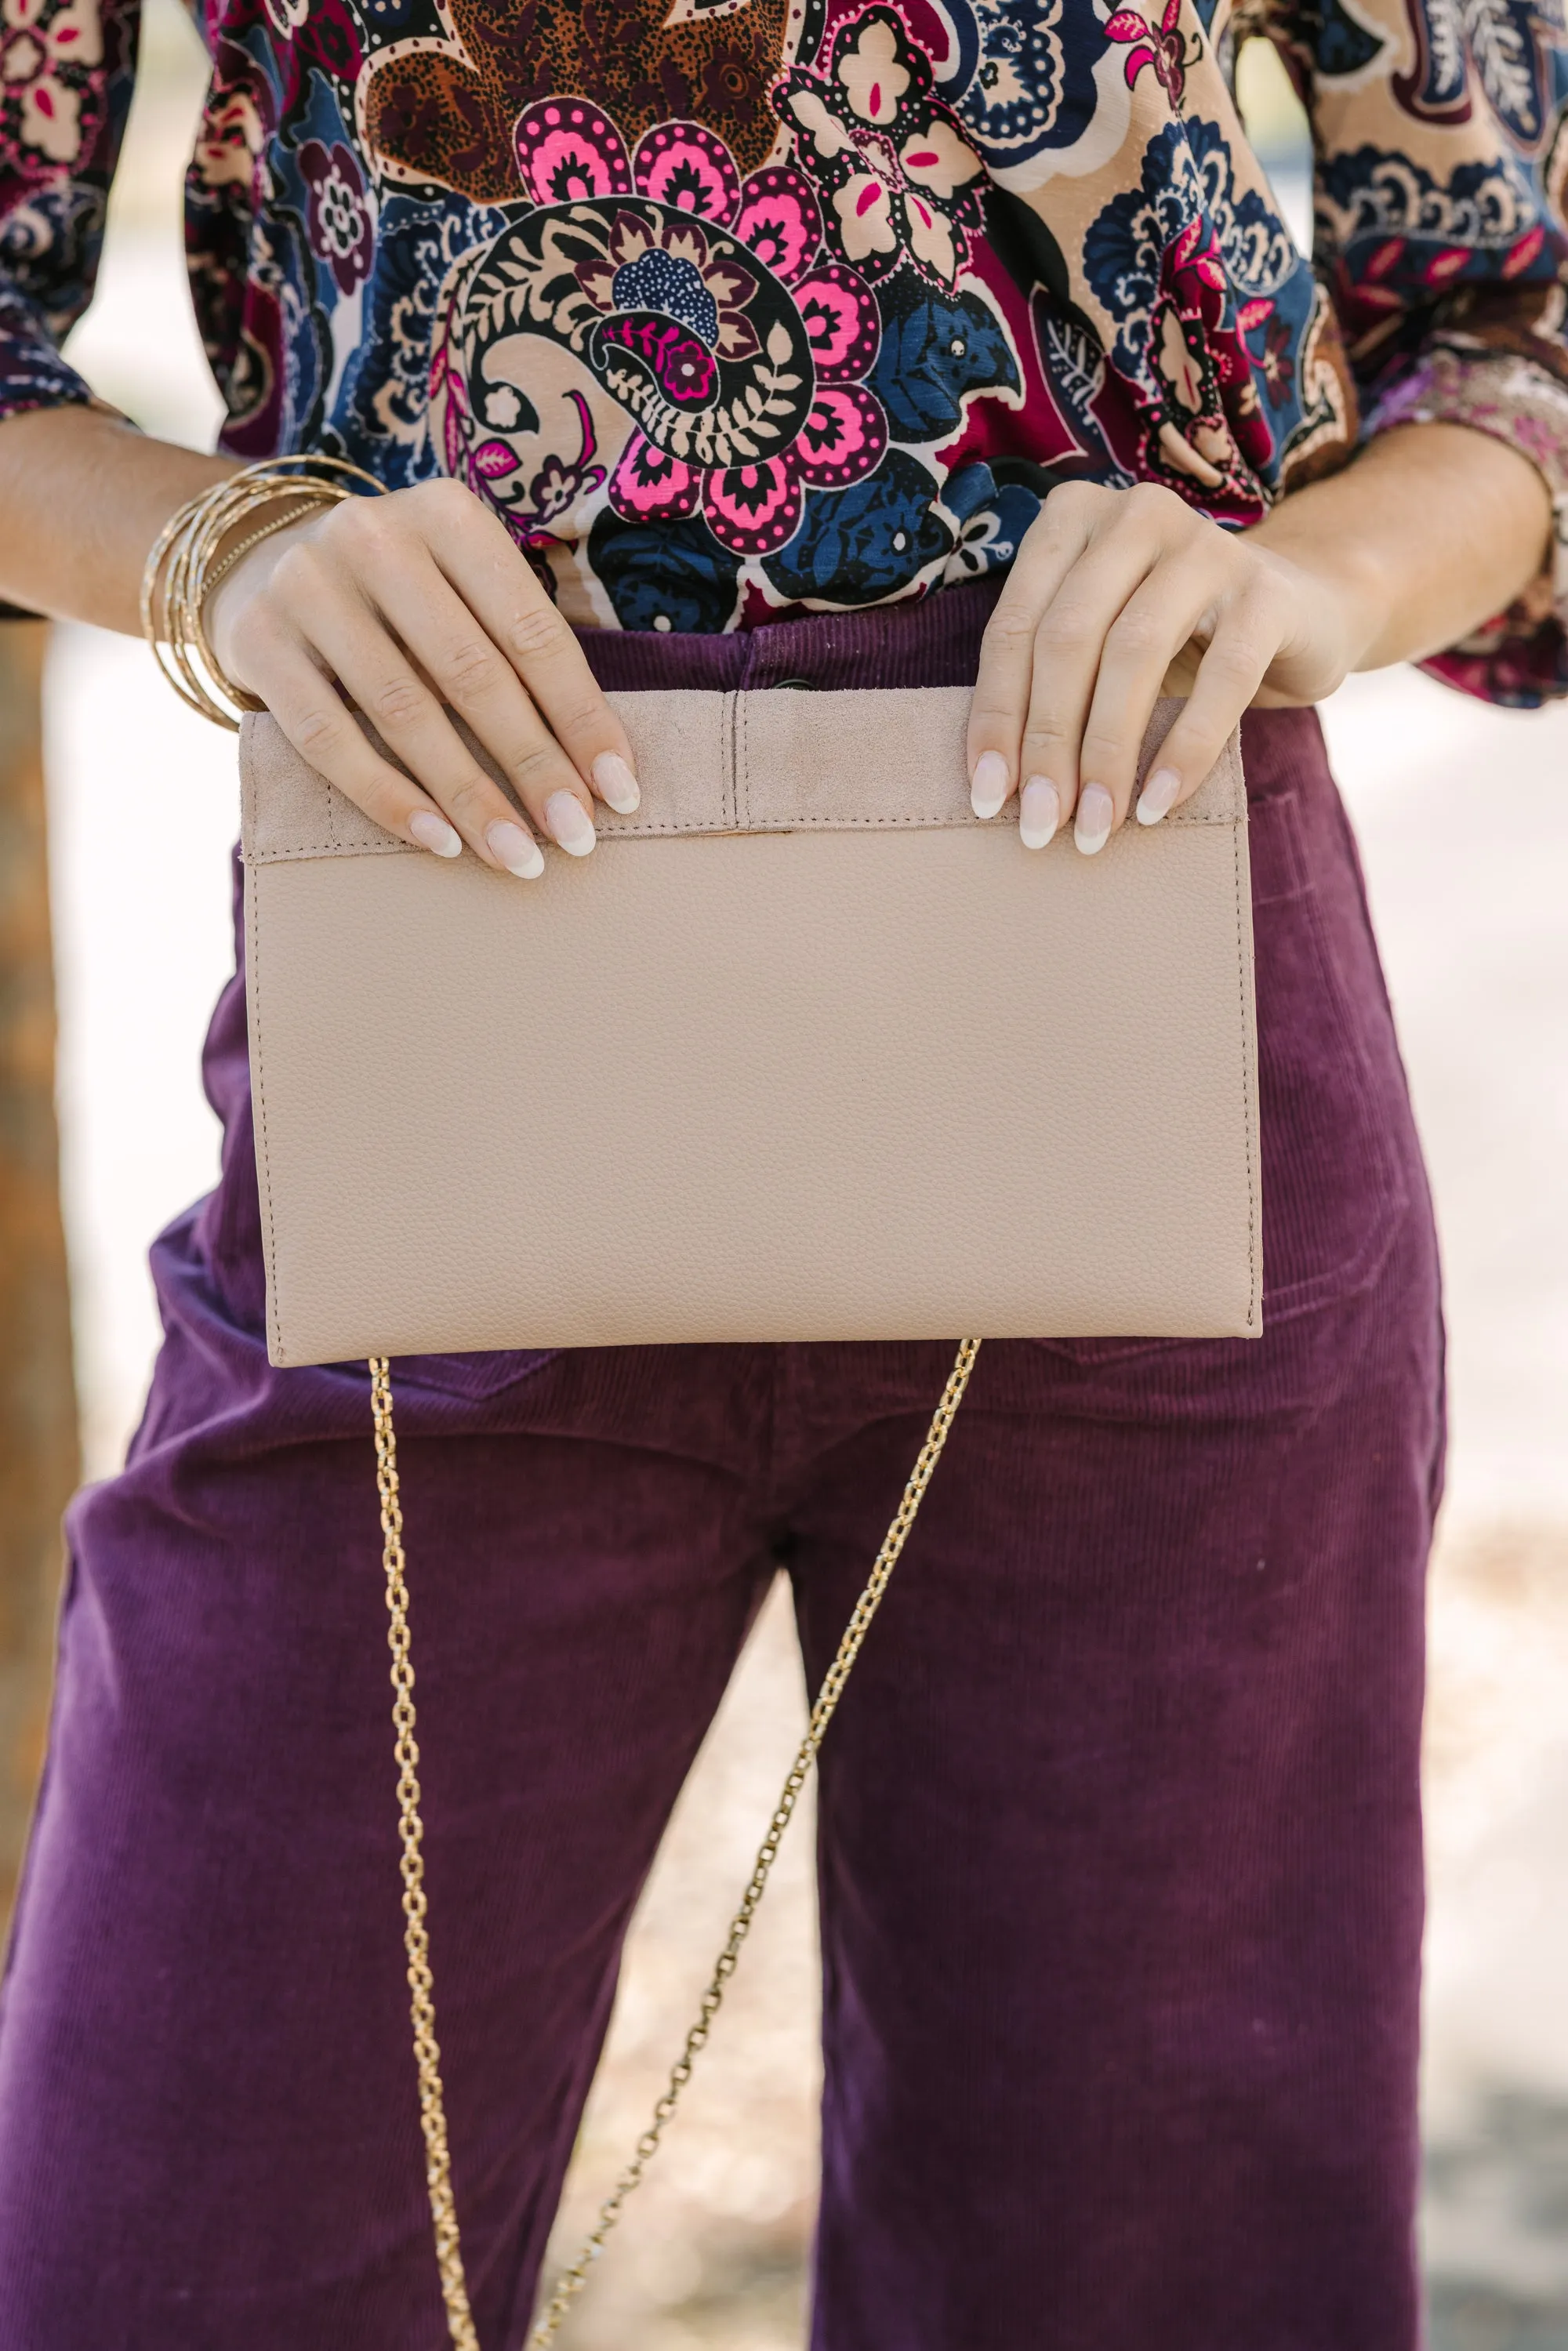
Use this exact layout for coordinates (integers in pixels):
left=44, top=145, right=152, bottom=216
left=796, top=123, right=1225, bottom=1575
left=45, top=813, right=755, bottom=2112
left=1248, top=786, right=1408, bottom=1323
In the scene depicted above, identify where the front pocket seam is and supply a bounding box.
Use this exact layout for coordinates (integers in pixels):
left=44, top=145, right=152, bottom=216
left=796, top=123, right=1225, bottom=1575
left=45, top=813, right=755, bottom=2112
left=1250, top=800, right=1408, bottom=1324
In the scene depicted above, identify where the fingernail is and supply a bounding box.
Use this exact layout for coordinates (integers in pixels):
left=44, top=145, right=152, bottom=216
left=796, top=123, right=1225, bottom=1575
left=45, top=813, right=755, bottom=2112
left=545, top=791, right=596, bottom=856
left=970, top=749, right=1009, bottom=820
left=593, top=750, right=641, bottom=814
left=409, top=811, right=462, bottom=858
left=485, top=818, right=544, bottom=879
left=1019, top=777, right=1061, bottom=851
left=1137, top=767, right=1180, bottom=827
left=1075, top=782, right=1114, bottom=856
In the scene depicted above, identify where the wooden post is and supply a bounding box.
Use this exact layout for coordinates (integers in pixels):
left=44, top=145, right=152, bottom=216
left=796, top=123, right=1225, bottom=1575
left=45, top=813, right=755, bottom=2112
left=0, top=622, right=78, bottom=1920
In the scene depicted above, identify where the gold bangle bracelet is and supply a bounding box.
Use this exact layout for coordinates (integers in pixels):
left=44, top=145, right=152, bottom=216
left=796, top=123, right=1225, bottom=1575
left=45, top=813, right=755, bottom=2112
left=200, top=498, right=322, bottom=600
left=140, top=454, right=387, bottom=730
left=167, top=483, right=350, bottom=724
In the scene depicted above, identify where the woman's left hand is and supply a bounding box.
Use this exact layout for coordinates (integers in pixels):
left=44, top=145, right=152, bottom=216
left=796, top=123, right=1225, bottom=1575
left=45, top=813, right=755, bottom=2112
left=966, top=479, right=1374, bottom=853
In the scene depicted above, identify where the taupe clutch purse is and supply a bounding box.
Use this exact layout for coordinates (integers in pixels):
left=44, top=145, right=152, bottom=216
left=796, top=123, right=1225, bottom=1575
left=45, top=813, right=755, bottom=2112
left=238, top=684, right=1261, bottom=2349
left=241, top=685, right=1260, bottom=1367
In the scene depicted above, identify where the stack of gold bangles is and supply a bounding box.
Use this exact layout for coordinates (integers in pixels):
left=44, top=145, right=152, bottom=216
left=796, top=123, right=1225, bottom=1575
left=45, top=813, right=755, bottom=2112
left=140, top=452, right=386, bottom=731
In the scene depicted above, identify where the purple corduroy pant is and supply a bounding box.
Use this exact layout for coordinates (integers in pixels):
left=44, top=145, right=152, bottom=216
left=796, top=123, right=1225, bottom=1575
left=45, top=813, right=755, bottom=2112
left=0, top=587, right=1443, bottom=2349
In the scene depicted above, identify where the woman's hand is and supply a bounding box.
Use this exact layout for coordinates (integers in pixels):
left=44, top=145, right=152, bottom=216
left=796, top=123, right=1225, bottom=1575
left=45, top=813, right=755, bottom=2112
left=208, top=477, right=638, bottom=878
left=966, top=479, right=1377, bottom=854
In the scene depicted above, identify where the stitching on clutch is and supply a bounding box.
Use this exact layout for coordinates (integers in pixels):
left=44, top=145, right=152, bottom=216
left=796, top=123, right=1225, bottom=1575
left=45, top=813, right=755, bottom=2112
left=248, top=807, right=1235, bottom=855
left=248, top=793, right=1233, bottom=857
left=732, top=689, right=742, bottom=829
left=245, top=869, right=288, bottom=1366
left=246, top=807, right=1236, bottom=855
left=1233, top=811, right=1260, bottom=1333
left=240, top=732, right=256, bottom=854
left=719, top=691, right=729, bottom=829
left=242, top=840, right=410, bottom=861
left=737, top=689, right=750, bottom=829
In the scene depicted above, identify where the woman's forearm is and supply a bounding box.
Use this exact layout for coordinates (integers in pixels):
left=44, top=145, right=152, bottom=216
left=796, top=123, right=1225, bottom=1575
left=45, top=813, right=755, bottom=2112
left=0, top=406, right=233, bottom=634
left=1247, top=419, right=1555, bottom=675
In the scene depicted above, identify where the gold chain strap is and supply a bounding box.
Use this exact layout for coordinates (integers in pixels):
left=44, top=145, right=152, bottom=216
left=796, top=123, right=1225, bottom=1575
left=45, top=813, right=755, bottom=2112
left=370, top=1359, right=481, bottom=2351
left=370, top=1338, right=982, bottom=2350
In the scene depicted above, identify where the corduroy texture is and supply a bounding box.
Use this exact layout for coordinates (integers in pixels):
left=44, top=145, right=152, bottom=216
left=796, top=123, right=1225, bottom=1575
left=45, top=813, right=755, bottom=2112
left=574, top=575, right=1007, bottom=692
left=0, top=605, right=1443, bottom=2350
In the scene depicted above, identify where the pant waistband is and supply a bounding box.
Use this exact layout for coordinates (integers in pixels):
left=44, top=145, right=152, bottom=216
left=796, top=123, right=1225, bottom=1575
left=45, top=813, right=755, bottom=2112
left=574, top=579, right=1005, bottom=694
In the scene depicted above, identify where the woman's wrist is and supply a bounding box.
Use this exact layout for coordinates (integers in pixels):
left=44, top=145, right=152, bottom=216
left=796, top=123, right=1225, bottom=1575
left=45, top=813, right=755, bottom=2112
left=205, top=509, right=327, bottom=694
left=143, top=458, right=390, bottom=727
left=1247, top=421, right=1554, bottom=677
left=1244, top=513, right=1392, bottom=688
left=0, top=405, right=234, bottom=634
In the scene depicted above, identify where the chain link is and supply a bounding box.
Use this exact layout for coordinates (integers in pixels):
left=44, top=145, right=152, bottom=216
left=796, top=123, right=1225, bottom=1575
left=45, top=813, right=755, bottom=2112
left=371, top=1337, right=982, bottom=2351
left=370, top=1356, right=481, bottom=2351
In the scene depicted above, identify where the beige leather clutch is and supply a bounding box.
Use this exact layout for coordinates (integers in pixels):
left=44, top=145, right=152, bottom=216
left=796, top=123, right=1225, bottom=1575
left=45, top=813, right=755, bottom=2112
left=240, top=686, right=1261, bottom=1367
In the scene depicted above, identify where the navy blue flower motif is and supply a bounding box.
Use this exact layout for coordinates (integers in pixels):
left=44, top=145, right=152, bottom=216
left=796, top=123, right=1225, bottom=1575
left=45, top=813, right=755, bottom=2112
left=935, top=0, right=1102, bottom=179
left=938, top=458, right=1044, bottom=580
left=1083, top=116, right=1297, bottom=388
left=588, top=508, right=742, bottom=631
left=869, top=270, right=1020, bottom=441
left=763, top=448, right=951, bottom=604
left=1291, top=0, right=1387, bottom=78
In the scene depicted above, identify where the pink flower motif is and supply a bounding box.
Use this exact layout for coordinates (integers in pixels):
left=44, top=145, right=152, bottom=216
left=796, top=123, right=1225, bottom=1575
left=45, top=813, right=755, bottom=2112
left=793, top=381, right=887, bottom=486
left=795, top=262, right=880, bottom=379
left=535, top=116, right=889, bottom=557
left=733, top=166, right=823, bottom=281
left=1105, top=0, right=1197, bottom=109
left=514, top=100, right=633, bottom=201
left=597, top=310, right=720, bottom=408
left=633, top=118, right=739, bottom=220
left=609, top=437, right=702, bottom=522
left=703, top=461, right=804, bottom=551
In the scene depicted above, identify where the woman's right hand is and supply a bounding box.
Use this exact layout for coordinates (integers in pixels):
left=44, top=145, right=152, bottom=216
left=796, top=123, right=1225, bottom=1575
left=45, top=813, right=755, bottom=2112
left=207, top=476, right=638, bottom=879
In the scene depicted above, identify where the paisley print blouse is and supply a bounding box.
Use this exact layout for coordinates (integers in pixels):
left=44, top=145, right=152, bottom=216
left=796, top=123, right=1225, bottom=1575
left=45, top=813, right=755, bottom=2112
left=3, top=0, right=1568, bottom=698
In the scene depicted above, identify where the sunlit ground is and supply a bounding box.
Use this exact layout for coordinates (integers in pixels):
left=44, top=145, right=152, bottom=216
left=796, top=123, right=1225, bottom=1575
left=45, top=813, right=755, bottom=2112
left=42, top=7, right=1568, bottom=2343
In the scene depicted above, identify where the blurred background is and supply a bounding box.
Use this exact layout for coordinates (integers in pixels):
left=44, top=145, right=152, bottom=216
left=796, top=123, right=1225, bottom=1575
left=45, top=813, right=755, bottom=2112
left=2, top=6, right=1566, bottom=2342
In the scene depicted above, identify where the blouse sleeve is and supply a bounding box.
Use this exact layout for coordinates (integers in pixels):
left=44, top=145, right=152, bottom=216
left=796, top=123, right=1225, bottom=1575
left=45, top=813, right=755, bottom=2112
left=0, top=0, right=140, bottom=426
left=1267, top=0, right=1568, bottom=703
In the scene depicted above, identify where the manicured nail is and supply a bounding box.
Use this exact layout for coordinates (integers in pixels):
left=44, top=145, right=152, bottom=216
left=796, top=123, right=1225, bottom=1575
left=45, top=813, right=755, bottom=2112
left=545, top=791, right=596, bottom=856
left=593, top=750, right=641, bottom=814
left=1137, top=767, right=1180, bottom=827
left=409, top=811, right=462, bottom=858
left=1019, top=777, right=1061, bottom=851
left=970, top=749, right=1009, bottom=820
left=1075, top=782, right=1114, bottom=856
left=485, top=818, right=544, bottom=879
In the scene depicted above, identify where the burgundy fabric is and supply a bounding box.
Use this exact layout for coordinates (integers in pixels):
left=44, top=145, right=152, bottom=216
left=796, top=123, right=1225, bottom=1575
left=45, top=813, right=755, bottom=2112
left=575, top=575, right=1004, bottom=691
left=0, top=613, right=1443, bottom=2349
